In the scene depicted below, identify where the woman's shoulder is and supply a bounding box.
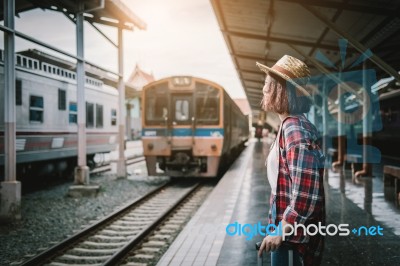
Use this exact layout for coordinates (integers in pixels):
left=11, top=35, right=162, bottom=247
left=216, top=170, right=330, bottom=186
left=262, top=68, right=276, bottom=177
left=281, top=115, right=319, bottom=146
left=282, top=115, right=316, bottom=132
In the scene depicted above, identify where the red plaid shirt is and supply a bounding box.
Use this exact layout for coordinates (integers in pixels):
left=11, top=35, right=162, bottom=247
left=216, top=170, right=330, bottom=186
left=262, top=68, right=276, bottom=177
left=268, top=114, right=326, bottom=266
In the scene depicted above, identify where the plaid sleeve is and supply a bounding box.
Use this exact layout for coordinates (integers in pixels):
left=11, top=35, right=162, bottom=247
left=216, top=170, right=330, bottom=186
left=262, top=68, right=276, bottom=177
left=281, top=118, right=324, bottom=225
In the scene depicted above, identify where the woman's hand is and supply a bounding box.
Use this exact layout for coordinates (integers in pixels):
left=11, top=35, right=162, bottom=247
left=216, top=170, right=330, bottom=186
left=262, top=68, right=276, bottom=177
left=258, top=234, right=283, bottom=257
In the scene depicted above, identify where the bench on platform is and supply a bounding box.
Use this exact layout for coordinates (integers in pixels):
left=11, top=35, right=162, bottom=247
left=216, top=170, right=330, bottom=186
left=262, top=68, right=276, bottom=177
left=383, top=165, right=400, bottom=206
left=343, top=153, right=363, bottom=179
left=327, top=148, right=337, bottom=166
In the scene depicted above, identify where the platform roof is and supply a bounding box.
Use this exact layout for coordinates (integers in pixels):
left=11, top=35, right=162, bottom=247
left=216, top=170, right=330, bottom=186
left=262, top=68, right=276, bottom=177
left=0, top=0, right=146, bottom=30
left=211, top=0, right=400, bottom=129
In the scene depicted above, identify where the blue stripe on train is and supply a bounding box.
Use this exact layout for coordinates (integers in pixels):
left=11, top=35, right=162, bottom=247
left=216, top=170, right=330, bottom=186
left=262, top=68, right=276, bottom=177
left=142, top=128, right=224, bottom=137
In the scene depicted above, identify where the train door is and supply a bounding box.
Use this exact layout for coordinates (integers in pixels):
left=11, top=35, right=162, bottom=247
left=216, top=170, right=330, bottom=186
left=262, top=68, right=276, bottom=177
left=171, top=94, right=193, bottom=147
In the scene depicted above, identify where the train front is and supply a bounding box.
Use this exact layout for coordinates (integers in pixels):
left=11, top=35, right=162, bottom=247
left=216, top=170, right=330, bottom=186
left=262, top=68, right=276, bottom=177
left=142, top=76, right=223, bottom=177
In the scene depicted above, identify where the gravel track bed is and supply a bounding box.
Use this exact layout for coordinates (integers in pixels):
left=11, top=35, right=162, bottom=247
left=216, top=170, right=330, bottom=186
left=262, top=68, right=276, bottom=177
left=0, top=173, right=169, bottom=266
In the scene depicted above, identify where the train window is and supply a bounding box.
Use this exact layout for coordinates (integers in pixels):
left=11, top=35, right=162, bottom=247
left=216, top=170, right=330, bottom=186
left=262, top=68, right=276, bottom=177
left=58, top=89, right=66, bottom=110
left=16, top=80, right=22, bottom=106
left=146, top=96, right=168, bottom=123
left=145, top=84, right=169, bottom=124
left=69, top=102, right=77, bottom=124
left=111, top=109, right=117, bottom=126
left=175, top=99, right=190, bottom=121
left=96, top=104, right=103, bottom=128
left=29, top=95, right=44, bottom=123
left=86, top=102, right=94, bottom=128
left=195, top=83, right=220, bottom=125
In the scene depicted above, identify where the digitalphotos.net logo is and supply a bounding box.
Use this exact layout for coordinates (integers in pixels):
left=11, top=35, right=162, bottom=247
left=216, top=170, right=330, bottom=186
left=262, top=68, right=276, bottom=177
left=290, top=39, right=382, bottom=166
left=226, top=221, right=384, bottom=241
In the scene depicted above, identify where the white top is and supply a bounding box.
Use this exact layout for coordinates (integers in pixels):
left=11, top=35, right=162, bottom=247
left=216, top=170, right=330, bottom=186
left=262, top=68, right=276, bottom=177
left=266, top=121, right=283, bottom=195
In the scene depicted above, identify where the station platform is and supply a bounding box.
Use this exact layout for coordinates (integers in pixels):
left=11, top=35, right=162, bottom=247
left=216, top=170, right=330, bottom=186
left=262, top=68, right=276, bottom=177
left=157, top=139, right=400, bottom=266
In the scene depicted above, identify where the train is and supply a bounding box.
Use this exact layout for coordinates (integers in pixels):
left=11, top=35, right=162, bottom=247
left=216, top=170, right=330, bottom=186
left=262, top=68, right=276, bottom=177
left=141, top=76, right=249, bottom=177
left=0, top=49, right=119, bottom=179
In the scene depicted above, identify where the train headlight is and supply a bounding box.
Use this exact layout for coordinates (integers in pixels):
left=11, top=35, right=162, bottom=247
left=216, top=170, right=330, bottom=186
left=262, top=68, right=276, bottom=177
left=211, top=144, right=217, bottom=151
left=148, top=143, right=154, bottom=150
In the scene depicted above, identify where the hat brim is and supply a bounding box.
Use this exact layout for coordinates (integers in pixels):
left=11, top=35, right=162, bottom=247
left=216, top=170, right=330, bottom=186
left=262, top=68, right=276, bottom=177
left=256, top=62, right=310, bottom=97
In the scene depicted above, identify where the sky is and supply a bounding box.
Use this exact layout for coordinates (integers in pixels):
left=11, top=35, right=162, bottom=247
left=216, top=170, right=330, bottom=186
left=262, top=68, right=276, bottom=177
left=1, top=0, right=246, bottom=99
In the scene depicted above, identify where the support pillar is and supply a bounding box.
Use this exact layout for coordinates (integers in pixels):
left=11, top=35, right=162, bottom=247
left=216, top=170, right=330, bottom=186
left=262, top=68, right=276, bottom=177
left=74, top=2, right=89, bottom=184
left=126, top=102, right=132, bottom=141
left=0, top=0, right=21, bottom=222
left=332, top=74, right=345, bottom=170
left=117, top=26, right=127, bottom=178
left=322, top=79, right=330, bottom=180
left=355, top=61, right=372, bottom=177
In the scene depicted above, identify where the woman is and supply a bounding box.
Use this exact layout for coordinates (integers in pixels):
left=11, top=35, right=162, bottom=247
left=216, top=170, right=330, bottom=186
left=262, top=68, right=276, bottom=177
left=256, top=55, right=326, bottom=266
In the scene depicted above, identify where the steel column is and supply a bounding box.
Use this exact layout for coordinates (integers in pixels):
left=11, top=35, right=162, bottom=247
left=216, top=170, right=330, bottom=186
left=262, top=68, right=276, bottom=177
left=322, top=79, right=329, bottom=156
left=74, top=1, right=89, bottom=184
left=332, top=72, right=345, bottom=170
left=3, top=0, right=15, bottom=183
left=1, top=0, right=21, bottom=222
left=117, top=26, right=127, bottom=178
left=322, top=79, right=330, bottom=180
left=355, top=61, right=372, bottom=177
left=126, top=102, right=132, bottom=141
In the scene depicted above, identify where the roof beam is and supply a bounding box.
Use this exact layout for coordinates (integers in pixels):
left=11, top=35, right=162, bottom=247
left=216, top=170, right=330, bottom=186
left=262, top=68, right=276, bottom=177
left=248, top=99, right=260, bottom=103
left=233, top=53, right=280, bottom=63
left=302, top=4, right=400, bottom=83
left=246, top=93, right=262, bottom=97
left=246, top=93, right=262, bottom=98
left=85, top=17, right=132, bottom=30
left=278, top=0, right=400, bottom=17
left=247, top=99, right=261, bottom=104
left=306, top=0, right=347, bottom=57
left=247, top=92, right=262, bottom=97
left=222, top=29, right=352, bottom=51
left=246, top=98, right=262, bottom=103
left=245, top=87, right=262, bottom=92
left=240, top=69, right=264, bottom=75
left=243, top=78, right=264, bottom=83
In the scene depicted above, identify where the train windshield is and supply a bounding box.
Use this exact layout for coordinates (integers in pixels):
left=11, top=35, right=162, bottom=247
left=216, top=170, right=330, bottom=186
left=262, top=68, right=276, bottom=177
left=195, top=83, right=220, bottom=125
left=145, top=84, right=169, bottom=125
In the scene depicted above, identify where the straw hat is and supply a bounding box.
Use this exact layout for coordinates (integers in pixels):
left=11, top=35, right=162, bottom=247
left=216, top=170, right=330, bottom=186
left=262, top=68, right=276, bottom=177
left=256, top=55, right=311, bottom=96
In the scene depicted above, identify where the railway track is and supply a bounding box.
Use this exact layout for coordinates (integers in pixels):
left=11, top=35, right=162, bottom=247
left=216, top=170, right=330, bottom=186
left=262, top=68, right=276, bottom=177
left=20, top=180, right=212, bottom=266
left=90, top=156, right=145, bottom=175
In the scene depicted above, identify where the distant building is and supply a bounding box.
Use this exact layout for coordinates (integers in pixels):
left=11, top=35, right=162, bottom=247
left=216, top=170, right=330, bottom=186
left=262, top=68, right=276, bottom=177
left=125, top=64, right=155, bottom=140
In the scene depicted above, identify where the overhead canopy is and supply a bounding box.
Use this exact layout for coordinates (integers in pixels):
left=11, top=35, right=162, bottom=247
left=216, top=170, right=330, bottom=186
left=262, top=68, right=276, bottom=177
left=0, top=0, right=146, bottom=30
left=0, top=0, right=146, bottom=93
left=211, top=0, right=400, bottom=129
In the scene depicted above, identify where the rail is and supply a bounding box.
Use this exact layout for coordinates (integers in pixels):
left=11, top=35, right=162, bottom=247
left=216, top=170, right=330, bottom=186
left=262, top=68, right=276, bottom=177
left=20, top=181, right=202, bottom=265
